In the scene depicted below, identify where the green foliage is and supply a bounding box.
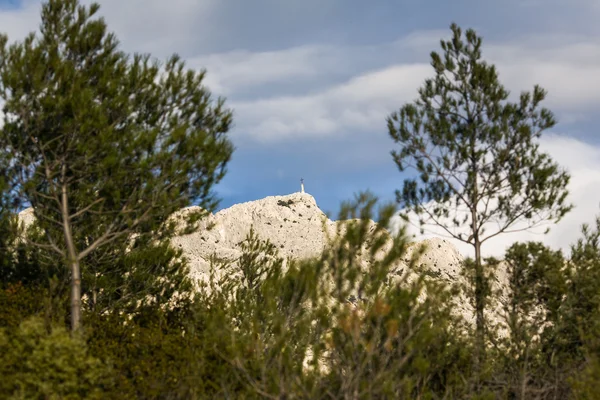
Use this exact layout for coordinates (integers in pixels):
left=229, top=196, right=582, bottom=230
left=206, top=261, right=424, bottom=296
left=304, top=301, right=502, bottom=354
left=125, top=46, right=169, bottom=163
left=0, top=283, right=50, bottom=329
left=0, top=0, right=233, bottom=330
left=388, top=23, right=571, bottom=245
left=85, top=308, right=204, bottom=399
left=0, top=317, right=111, bottom=399
left=82, top=240, right=193, bottom=317
left=553, top=216, right=600, bottom=395
left=0, top=8, right=598, bottom=398
left=0, top=0, right=233, bottom=231
left=1, top=196, right=600, bottom=399
left=0, top=213, right=70, bottom=328
left=504, top=242, right=566, bottom=321
left=570, top=356, right=600, bottom=400
left=479, top=218, right=600, bottom=399
left=490, top=242, right=567, bottom=398
left=0, top=212, right=51, bottom=286
left=566, top=215, right=600, bottom=346
left=192, top=192, right=472, bottom=398
left=387, top=23, right=572, bottom=373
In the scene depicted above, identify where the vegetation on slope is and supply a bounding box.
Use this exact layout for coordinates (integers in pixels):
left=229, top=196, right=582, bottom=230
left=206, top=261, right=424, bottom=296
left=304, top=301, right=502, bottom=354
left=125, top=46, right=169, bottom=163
left=0, top=1, right=598, bottom=399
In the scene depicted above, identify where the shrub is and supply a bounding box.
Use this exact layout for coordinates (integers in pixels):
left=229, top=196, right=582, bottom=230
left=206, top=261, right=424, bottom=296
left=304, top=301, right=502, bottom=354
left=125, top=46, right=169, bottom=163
left=0, top=317, right=111, bottom=399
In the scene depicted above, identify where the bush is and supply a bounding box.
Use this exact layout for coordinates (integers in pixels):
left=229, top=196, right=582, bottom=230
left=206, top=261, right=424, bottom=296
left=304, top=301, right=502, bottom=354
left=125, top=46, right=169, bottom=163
left=0, top=317, right=111, bottom=399
left=2, top=195, right=600, bottom=399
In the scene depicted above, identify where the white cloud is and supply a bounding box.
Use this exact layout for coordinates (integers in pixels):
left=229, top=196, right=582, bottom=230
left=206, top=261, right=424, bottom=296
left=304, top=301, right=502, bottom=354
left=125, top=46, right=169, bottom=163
left=87, top=0, right=219, bottom=56
left=186, top=35, right=435, bottom=96
left=517, top=0, right=599, bottom=8
left=6, top=3, right=600, bottom=133
left=188, top=45, right=339, bottom=95
left=232, top=64, right=431, bottom=141
left=390, top=134, right=600, bottom=259
left=0, top=0, right=219, bottom=56
left=0, top=0, right=42, bottom=41
left=486, top=39, right=600, bottom=112
left=222, top=30, right=600, bottom=141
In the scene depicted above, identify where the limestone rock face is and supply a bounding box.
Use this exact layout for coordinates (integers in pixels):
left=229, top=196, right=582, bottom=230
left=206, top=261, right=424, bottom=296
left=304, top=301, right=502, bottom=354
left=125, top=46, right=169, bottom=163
left=18, top=193, right=468, bottom=288
left=18, top=208, right=35, bottom=230
left=404, top=237, right=464, bottom=282
left=19, top=193, right=500, bottom=324
left=170, top=192, right=337, bottom=282
left=170, top=193, right=474, bottom=317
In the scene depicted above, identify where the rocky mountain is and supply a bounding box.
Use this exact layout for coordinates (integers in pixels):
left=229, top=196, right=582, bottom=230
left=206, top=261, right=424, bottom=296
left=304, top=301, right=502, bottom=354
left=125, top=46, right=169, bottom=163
left=170, top=192, right=490, bottom=323
left=18, top=192, right=510, bottom=326
left=170, top=193, right=462, bottom=280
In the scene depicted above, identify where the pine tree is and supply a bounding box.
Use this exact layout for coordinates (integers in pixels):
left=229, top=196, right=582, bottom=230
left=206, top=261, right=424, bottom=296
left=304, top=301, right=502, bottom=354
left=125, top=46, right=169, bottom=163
left=387, top=23, right=571, bottom=370
left=0, top=0, right=234, bottom=331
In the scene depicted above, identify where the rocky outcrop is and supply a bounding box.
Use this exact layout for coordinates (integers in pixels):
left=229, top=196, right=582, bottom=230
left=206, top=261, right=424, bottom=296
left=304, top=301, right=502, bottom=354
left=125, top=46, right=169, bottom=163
left=170, top=193, right=466, bottom=284
left=17, top=208, right=36, bottom=229
left=18, top=192, right=509, bottom=325
left=170, top=192, right=334, bottom=282
left=169, top=193, right=484, bottom=320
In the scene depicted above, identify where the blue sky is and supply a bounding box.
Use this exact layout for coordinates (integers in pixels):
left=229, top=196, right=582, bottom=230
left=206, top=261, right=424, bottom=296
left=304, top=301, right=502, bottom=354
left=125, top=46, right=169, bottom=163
left=1, top=0, right=600, bottom=256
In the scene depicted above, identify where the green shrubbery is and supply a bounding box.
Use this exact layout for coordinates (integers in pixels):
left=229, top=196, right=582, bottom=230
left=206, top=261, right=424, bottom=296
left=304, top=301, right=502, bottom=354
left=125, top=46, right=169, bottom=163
left=2, top=195, right=599, bottom=398
left=0, top=318, right=111, bottom=399
left=0, top=0, right=598, bottom=398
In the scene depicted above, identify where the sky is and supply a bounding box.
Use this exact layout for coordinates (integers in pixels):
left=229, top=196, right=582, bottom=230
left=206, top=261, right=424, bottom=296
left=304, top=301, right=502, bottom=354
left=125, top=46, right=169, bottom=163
left=0, top=0, right=599, bottom=258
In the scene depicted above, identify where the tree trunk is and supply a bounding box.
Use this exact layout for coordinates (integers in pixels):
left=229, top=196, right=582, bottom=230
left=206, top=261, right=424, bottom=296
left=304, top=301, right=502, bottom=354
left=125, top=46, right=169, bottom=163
left=474, top=239, right=484, bottom=347
left=61, top=171, right=81, bottom=332
left=472, top=206, right=486, bottom=391
left=469, top=119, right=485, bottom=382
left=69, top=257, right=82, bottom=332
left=519, top=346, right=530, bottom=400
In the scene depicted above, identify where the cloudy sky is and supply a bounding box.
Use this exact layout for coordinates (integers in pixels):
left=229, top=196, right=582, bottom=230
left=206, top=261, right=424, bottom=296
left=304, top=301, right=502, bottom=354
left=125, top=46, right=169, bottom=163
left=1, top=0, right=599, bottom=257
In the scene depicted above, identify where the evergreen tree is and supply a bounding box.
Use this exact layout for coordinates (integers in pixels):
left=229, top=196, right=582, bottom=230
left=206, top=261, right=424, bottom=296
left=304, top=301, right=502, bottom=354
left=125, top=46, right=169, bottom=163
left=387, top=23, right=571, bottom=369
left=499, top=242, right=566, bottom=398
left=0, top=0, right=234, bottom=331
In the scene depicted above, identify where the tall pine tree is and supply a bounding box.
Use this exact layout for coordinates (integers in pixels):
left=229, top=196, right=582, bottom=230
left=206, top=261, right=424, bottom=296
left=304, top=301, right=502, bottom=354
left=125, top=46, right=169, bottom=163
left=387, top=23, right=571, bottom=370
left=0, top=0, right=234, bottom=331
